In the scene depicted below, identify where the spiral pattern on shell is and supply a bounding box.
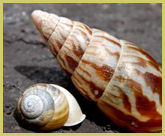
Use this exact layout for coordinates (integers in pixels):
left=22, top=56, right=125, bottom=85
left=31, top=10, right=162, bottom=132
left=20, top=94, right=44, bottom=119
left=17, top=83, right=69, bottom=130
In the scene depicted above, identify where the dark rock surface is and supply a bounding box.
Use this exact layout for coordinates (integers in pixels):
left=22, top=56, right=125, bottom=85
left=3, top=3, right=162, bottom=133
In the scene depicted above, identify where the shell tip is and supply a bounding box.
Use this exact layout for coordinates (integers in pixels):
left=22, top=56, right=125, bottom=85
left=31, top=10, right=49, bottom=31
left=31, top=10, right=41, bottom=21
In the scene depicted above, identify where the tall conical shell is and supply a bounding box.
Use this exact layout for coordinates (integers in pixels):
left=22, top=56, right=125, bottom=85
left=31, top=10, right=162, bottom=132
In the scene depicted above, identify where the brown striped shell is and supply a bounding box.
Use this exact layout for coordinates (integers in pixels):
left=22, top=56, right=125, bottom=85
left=31, top=10, right=162, bottom=132
left=16, top=83, right=86, bottom=131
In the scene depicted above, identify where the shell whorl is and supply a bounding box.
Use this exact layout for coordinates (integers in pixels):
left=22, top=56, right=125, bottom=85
left=20, top=94, right=44, bottom=119
left=31, top=10, right=162, bottom=132
left=31, top=10, right=92, bottom=75
left=17, top=83, right=86, bottom=131
left=17, top=83, right=69, bottom=129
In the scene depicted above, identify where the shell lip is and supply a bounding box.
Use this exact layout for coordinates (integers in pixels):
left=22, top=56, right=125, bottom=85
left=50, top=84, right=86, bottom=127
left=64, top=114, right=86, bottom=127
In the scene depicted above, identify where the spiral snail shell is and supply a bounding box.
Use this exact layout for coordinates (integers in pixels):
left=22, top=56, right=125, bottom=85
left=31, top=10, right=162, bottom=132
left=16, top=83, right=86, bottom=131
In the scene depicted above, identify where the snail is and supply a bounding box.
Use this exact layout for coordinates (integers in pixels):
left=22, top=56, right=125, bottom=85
left=16, top=83, right=86, bottom=131
left=31, top=10, right=162, bottom=132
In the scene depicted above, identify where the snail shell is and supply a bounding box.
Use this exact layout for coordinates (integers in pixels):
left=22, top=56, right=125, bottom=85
left=16, top=83, right=86, bottom=131
left=31, top=10, right=162, bottom=132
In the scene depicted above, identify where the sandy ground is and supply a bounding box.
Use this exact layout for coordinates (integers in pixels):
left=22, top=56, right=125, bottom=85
left=3, top=3, right=162, bottom=133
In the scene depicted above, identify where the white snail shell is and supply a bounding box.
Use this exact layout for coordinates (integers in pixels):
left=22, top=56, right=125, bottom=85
left=17, top=83, right=86, bottom=131
left=31, top=10, right=162, bottom=132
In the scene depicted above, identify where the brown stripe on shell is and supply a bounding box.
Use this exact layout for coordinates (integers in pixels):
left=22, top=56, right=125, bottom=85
left=105, top=47, right=120, bottom=61
left=125, top=43, right=147, bottom=58
left=76, top=71, right=104, bottom=101
left=48, top=43, right=58, bottom=56
left=143, top=72, right=162, bottom=105
left=47, top=17, right=73, bottom=56
left=74, top=82, right=88, bottom=96
left=74, top=22, right=92, bottom=35
left=54, top=24, right=71, bottom=48
left=58, top=55, right=66, bottom=69
left=85, top=51, right=99, bottom=56
left=71, top=29, right=122, bottom=101
left=57, top=55, right=72, bottom=76
left=57, top=21, right=92, bottom=75
left=84, top=24, right=92, bottom=35
left=79, top=66, right=91, bottom=77
left=113, top=85, right=132, bottom=113
left=81, top=59, right=114, bottom=82
left=72, top=77, right=92, bottom=100
left=123, top=54, right=161, bottom=73
left=126, top=45, right=161, bottom=73
left=72, top=77, right=90, bottom=95
left=135, top=90, right=161, bottom=119
left=72, top=74, right=83, bottom=85
left=63, top=46, right=71, bottom=52
left=97, top=100, right=162, bottom=132
left=125, top=67, right=162, bottom=105
left=44, top=14, right=60, bottom=41
left=115, top=75, right=161, bottom=118
left=65, top=55, right=78, bottom=72
left=123, top=55, right=148, bottom=67
left=91, top=39, right=120, bottom=60
left=59, top=30, right=67, bottom=41
left=73, top=27, right=91, bottom=42
left=69, top=25, right=91, bottom=57
left=71, top=39, right=84, bottom=57
left=95, top=35, right=121, bottom=47
left=42, top=34, right=49, bottom=41
left=56, top=39, right=63, bottom=49
left=148, top=60, right=161, bottom=73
